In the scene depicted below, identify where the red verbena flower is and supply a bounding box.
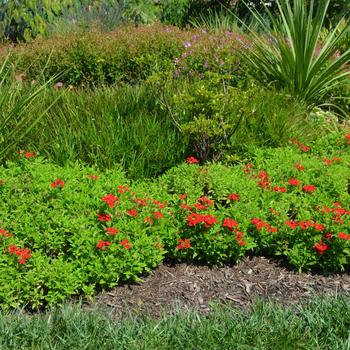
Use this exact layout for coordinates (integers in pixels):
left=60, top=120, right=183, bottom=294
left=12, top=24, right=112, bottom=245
left=24, top=151, right=36, bottom=159
left=294, top=163, right=305, bottom=171
left=117, top=185, right=130, bottom=193
left=198, top=196, right=214, bottom=206
left=338, top=232, right=350, bottom=240
left=127, top=208, right=138, bottom=217
left=273, top=186, right=287, bottom=193
left=144, top=216, right=153, bottom=224
left=96, top=240, right=111, bottom=250
left=323, top=158, right=333, bottom=166
left=202, top=214, right=217, bottom=228
left=179, top=194, right=188, bottom=200
left=105, top=227, right=119, bottom=235
left=302, top=185, right=316, bottom=193
left=120, top=239, right=131, bottom=250
left=177, top=238, right=191, bottom=250
left=50, top=179, right=65, bottom=188
left=288, top=178, right=300, bottom=186
left=97, top=213, right=111, bottom=222
left=194, top=203, right=207, bottom=211
left=324, top=233, right=332, bottom=239
left=223, top=218, right=239, bottom=231
left=186, top=156, right=199, bottom=164
left=187, top=213, right=203, bottom=226
left=345, top=134, right=350, bottom=144
left=180, top=202, right=192, bottom=211
left=228, top=193, right=240, bottom=201
left=153, top=211, right=164, bottom=220
left=314, top=241, right=328, bottom=254
left=102, top=194, right=119, bottom=208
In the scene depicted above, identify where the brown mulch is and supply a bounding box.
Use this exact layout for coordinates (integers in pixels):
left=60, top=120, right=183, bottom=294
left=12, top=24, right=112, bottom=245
left=91, top=256, right=350, bottom=318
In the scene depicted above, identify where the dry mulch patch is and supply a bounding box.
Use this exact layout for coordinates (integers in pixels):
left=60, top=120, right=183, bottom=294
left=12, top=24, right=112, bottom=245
left=91, top=256, right=350, bottom=319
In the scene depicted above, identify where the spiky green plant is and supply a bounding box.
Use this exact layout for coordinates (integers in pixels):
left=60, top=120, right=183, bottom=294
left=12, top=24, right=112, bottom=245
left=0, top=54, right=58, bottom=162
left=238, top=0, right=350, bottom=114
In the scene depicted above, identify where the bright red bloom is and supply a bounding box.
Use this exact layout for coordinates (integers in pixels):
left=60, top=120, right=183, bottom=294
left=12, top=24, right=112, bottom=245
left=338, top=232, right=350, bottom=240
left=299, top=220, right=314, bottom=230
left=237, top=240, right=246, bottom=246
left=127, top=208, right=138, bottom=217
left=153, top=211, right=164, bottom=220
left=314, top=241, right=328, bottom=254
left=228, top=193, right=240, bottom=201
left=97, top=213, right=111, bottom=222
left=50, top=179, right=65, bottom=188
left=186, top=156, right=199, bottom=164
left=24, top=151, right=36, bottom=159
left=120, top=239, right=131, bottom=250
left=8, top=244, right=32, bottom=263
left=313, top=223, right=325, bottom=231
left=323, top=158, right=333, bottom=166
left=144, top=216, right=153, bottom=224
left=180, top=202, right=192, bottom=211
left=198, top=196, right=214, bottom=206
left=187, top=213, right=203, bottom=226
left=96, top=240, right=111, bottom=250
left=134, top=198, right=147, bottom=206
left=302, top=185, right=316, bottom=193
left=179, top=194, right=188, bottom=200
left=345, top=134, right=350, bottom=144
left=236, top=231, right=244, bottom=241
left=105, top=227, right=119, bottom=235
left=288, top=178, right=300, bottom=186
left=324, top=233, right=332, bottom=239
left=243, top=163, right=254, bottom=173
left=0, top=228, right=12, bottom=238
left=202, top=214, right=217, bottom=227
left=223, top=218, right=239, bottom=231
left=273, top=186, right=287, bottom=193
left=294, top=163, right=305, bottom=171
left=194, top=203, right=207, bottom=211
left=177, top=238, right=191, bottom=250
left=117, top=185, right=130, bottom=193
left=102, top=194, right=119, bottom=208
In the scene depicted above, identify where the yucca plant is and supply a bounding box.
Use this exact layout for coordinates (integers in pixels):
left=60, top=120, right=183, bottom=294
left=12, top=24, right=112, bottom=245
left=0, top=54, right=58, bottom=162
left=237, top=0, right=350, bottom=114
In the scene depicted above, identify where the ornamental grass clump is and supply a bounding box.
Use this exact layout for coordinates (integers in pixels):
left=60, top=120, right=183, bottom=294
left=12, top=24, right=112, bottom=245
left=239, top=0, right=350, bottom=114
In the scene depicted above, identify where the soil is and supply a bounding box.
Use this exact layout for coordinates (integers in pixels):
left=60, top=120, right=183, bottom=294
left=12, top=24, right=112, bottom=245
left=90, top=256, right=350, bottom=319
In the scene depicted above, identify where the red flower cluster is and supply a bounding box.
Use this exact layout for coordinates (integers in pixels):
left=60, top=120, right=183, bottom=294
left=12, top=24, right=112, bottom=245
left=198, top=196, right=214, bottom=206
left=96, top=240, right=110, bottom=250
left=120, top=239, right=131, bottom=250
left=243, top=163, right=254, bottom=174
left=102, top=194, right=119, bottom=208
left=293, top=163, right=305, bottom=171
left=153, top=211, right=164, bottom=220
left=285, top=220, right=325, bottom=231
left=302, top=185, right=316, bottom=193
left=251, top=218, right=277, bottom=233
left=127, top=208, right=138, bottom=217
left=314, top=241, right=328, bottom=254
left=186, top=213, right=217, bottom=228
left=290, top=138, right=310, bottom=152
left=105, top=227, right=119, bottom=235
left=117, top=185, right=130, bottom=193
left=97, top=213, right=111, bottom=222
left=50, top=179, right=65, bottom=188
left=320, top=202, right=349, bottom=225
left=288, top=178, right=300, bottom=186
left=134, top=198, right=148, bottom=206
left=0, top=228, right=12, bottom=238
left=180, top=202, right=192, bottom=211
left=177, top=238, right=191, bottom=250
left=273, top=186, right=287, bottom=193
left=338, top=232, right=350, bottom=240
left=8, top=244, right=32, bottom=264
left=345, top=134, right=350, bottom=145
left=222, top=218, right=239, bottom=231
left=228, top=193, right=240, bottom=201
left=186, top=156, right=199, bottom=164
left=257, top=171, right=270, bottom=190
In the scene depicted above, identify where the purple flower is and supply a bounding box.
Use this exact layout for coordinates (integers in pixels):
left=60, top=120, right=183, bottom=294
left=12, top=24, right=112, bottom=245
left=183, top=41, right=191, bottom=49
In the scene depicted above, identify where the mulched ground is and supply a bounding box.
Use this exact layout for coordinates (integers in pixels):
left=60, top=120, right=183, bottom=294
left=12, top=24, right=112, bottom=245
left=91, top=256, right=350, bottom=318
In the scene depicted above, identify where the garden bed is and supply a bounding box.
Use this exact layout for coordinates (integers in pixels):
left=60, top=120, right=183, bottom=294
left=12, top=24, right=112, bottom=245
left=92, top=256, right=350, bottom=319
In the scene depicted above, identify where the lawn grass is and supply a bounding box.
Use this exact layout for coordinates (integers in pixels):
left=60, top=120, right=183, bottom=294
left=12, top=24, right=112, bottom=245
left=0, top=296, right=349, bottom=349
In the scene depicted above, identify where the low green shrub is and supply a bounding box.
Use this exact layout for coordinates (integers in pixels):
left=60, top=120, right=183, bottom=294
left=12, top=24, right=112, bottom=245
left=0, top=129, right=349, bottom=308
